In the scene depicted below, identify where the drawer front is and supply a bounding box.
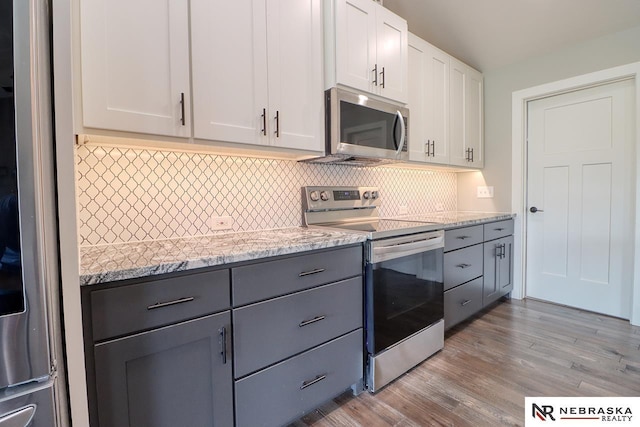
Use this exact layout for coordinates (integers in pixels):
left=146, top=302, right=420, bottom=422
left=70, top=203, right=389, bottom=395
left=232, top=245, right=362, bottom=306
left=444, top=225, right=483, bottom=251
left=444, top=277, right=483, bottom=329
left=483, top=219, right=514, bottom=241
left=443, top=244, right=483, bottom=291
left=235, top=330, right=363, bottom=427
left=233, top=277, right=362, bottom=378
left=91, top=269, right=230, bottom=341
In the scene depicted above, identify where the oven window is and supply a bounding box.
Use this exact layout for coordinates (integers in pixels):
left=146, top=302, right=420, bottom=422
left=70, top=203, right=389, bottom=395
left=368, top=248, right=443, bottom=354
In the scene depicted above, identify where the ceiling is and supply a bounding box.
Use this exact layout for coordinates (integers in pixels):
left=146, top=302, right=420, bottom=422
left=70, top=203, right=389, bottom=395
left=382, top=0, right=640, bottom=72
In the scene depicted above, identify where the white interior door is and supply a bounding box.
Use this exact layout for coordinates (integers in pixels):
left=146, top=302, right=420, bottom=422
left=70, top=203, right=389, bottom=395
left=526, top=79, right=636, bottom=318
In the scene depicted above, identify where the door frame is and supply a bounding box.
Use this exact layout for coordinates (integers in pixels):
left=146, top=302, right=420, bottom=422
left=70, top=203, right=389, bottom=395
left=511, top=62, right=640, bottom=325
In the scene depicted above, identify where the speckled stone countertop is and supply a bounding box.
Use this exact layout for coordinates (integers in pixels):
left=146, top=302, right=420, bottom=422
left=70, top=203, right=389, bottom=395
left=80, top=227, right=367, bottom=286
left=394, top=211, right=515, bottom=228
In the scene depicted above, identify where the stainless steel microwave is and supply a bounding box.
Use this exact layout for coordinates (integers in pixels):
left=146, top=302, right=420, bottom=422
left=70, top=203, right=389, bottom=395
left=323, top=87, right=409, bottom=164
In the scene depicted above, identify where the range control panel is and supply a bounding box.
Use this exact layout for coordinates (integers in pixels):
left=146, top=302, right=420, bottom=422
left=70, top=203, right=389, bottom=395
left=303, top=186, right=381, bottom=212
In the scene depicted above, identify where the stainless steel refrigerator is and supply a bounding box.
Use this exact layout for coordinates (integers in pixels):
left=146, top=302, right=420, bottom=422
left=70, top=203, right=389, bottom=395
left=0, top=0, right=64, bottom=425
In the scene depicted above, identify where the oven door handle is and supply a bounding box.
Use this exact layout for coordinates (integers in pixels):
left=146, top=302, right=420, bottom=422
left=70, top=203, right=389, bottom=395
left=372, top=235, right=444, bottom=262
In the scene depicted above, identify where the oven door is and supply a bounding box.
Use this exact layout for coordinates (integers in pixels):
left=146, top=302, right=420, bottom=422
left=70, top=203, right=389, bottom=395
left=365, top=231, right=444, bottom=355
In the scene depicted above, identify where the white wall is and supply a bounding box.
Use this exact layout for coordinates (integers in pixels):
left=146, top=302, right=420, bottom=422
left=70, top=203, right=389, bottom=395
left=458, top=24, right=640, bottom=211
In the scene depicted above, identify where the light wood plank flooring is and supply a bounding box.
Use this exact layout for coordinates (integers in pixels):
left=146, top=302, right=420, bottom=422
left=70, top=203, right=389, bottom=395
left=291, top=299, right=640, bottom=427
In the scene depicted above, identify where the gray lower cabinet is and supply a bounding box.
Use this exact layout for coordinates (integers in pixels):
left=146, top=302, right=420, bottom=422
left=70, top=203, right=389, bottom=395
left=443, top=218, right=514, bottom=329
left=83, top=244, right=363, bottom=427
left=235, top=330, right=362, bottom=427
left=444, top=277, right=483, bottom=329
left=93, top=312, right=233, bottom=427
left=483, top=235, right=514, bottom=307
left=232, top=246, right=364, bottom=427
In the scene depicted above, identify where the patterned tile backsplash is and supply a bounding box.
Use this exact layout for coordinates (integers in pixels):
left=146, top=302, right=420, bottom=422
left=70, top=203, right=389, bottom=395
left=76, top=145, right=457, bottom=246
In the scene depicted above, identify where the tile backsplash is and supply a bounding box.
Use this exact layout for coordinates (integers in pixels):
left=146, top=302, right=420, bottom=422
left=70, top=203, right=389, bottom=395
left=76, top=145, right=457, bottom=246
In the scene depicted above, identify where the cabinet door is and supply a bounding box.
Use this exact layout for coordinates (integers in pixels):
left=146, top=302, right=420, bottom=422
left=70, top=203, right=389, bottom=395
left=408, top=35, right=449, bottom=164
left=483, top=236, right=514, bottom=307
left=335, top=0, right=377, bottom=93
left=80, top=0, right=190, bottom=137
left=407, top=34, right=427, bottom=162
left=266, top=0, right=324, bottom=151
left=94, top=312, right=233, bottom=427
left=466, top=66, right=484, bottom=167
left=375, top=6, right=408, bottom=103
left=191, top=0, right=269, bottom=145
left=448, top=57, right=468, bottom=166
left=424, top=44, right=450, bottom=164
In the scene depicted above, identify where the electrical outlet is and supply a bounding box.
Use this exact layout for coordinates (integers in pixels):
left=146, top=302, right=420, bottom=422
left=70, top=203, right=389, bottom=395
left=209, top=216, right=234, bottom=230
left=398, top=205, right=409, bottom=215
left=477, top=186, right=494, bottom=198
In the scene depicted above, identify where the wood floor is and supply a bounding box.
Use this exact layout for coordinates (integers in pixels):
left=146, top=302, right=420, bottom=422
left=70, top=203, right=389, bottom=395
left=290, top=299, right=640, bottom=427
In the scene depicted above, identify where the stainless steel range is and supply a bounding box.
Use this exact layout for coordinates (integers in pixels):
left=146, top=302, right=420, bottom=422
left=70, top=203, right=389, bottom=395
left=303, top=186, right=445, bottom=392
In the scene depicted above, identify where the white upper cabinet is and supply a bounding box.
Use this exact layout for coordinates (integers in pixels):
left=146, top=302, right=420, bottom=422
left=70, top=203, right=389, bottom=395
left=408, top=33, right=483, bottom=168
left=191, top=0, right=268, bottom=146
left=80, top=0, right=191, bottom=137
left=408, top=34, right=449, bottom=165
left=329, top=0, right=408, bottom=104
left=449, top=57, right=484, bottom=168
left=465, top=66, right=484, bottom=167
left=265, top=0, right=324, bottom=151
left=191, top=0, right=323, bottom=152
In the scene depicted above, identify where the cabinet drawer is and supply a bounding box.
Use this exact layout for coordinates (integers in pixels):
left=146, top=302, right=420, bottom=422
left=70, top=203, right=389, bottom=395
left=444, top=225, right=483, bottom=251
left=235, top=330, right=363, bottom=427
left=443, top=244, right=483, bottom=291
left=444, top=277, right=483, bottom=329
left=232, top=245, right=362, bottom=306
left=91, top=269, right=230, bottom=341
left=233, top=277, right=362, bottom=378
left=483, top=219, right=514, bottom=241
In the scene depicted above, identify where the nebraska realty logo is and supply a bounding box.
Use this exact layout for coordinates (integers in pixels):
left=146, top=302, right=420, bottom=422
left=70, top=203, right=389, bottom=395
left=525, top=397, right=639, bottom=426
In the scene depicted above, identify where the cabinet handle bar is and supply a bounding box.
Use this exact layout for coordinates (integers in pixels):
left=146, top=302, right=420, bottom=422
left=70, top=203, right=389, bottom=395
left=299, top=268, right=325, bottom=277
left=147, top=296, right=194, bottom=310
left=299, top=315, right=326, bottom=328
left=461, top=300, right=472, bottom=306
left=179, top=92, right=185, bottom=126
left=300, top=374, right=327, bottom=390
left=219, top=326, right=227, bottom=364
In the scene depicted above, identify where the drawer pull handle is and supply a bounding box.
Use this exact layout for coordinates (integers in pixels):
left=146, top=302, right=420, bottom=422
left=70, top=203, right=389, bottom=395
left=299, top=315, right=326, bottom=328
left=456, top=236, right=470, bottom=240
left=456, top=263, right=471, bottom=269
left=494, top=227, right=505, bottom=231
left=299, top=268, right=325, bottom=277
left=461, top=300, right=472, bottom=307
left=147, top=296, right=195, bottom=310
left=300, top=374, right=327, bottom=390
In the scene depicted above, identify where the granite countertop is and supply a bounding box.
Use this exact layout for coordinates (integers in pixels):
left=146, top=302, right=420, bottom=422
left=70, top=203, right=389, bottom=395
left=80, top=212, right=515, bottom=286
left=80, top=227, right=367, bottom=286
left=394, top=211, right=515, bottom=228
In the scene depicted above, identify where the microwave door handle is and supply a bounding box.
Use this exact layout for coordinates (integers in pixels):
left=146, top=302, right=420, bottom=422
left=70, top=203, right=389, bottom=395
left=394, top=110, right=405, bottom=157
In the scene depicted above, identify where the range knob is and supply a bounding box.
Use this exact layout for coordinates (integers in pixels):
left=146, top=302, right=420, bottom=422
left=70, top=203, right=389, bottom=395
left=371, top=191, right=379, bottom=200
left=363, top=191, right=371, bottom=200
left=320, top=191, right=330, bottom=201
left=309, top=191, right=320, bottom=202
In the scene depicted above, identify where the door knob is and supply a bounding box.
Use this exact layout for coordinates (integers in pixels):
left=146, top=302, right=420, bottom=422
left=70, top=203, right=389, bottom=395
left=529, top=206, right=544, bottom=213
